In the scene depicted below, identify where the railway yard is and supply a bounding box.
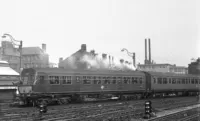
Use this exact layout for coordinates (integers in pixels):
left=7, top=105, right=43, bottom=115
left=0, top=96, right=200, bottom=121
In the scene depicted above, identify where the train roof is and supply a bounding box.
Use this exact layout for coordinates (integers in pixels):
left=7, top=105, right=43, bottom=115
left=146, top=71, right=199, bottom=78
left=21, top=68, right=145, bottom=76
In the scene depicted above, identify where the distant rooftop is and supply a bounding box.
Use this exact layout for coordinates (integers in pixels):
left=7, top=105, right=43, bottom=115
left=22, top=47, right=45, bottom=55
left=138, top=63, right=173, bottom=66
left=0, top=60, right=8, bottom=64
left=0, top=61, right=19, bottom=75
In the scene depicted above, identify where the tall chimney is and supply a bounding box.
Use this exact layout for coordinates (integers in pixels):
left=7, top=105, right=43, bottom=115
left=102, top=54, right=107, bottom=60
left=148, top=38, right=151, bottom=64
left=59, top=57, right=63, bottom=63
left=81, top=44, right=86, bottom=52
left=145, top=39, right=147, bottom=64
left=112, top=56, right=114, bottom=66
left=42, top=44, right=46, bottom=52
left=109, top=55, right=111, bottom=67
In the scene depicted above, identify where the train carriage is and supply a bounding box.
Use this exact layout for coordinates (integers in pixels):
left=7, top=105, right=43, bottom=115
left=146, top=72, right=200, bottom=96
left=15, top=68, right=200, bottom=106
left=17, top=68, right=147, bottom=105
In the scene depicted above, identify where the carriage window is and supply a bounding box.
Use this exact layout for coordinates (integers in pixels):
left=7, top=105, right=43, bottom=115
left=63, top=76, right=72, bottom=84
left=49, top=76, right=60, bottom=84
left=124, top=77, right=130, bottom=84
left=94, top=76, right=101, bottom=84
left=157, top=78, right=162, bottom=84
left=199, top=79, right=200, bottom=84
left=83, top=76, right=91, bottom=84
left=182, top=79, right=185, bottom=84
left=132, top=77, right=138, bottom=84
left=169, top=78, right=172, bottom=83
left=38, top=76, right=45, bottom=84
left=172, top=78, right=176, bottom=84
left=153, top=78, right=157, bottom=84
left=104, top=77, right=111, bottom=84
left=39, top=76, right=45, bottom=81
left=191, top=79, right=195, bottom=84
left=195, top=79, right=198, bottom=84
left=93, top=80, right=101, bottom=84
left=176, top=79, right=180, bottom=84
left=118, top=77, right=122, bottom=84
left=112, top=77, right=117, bottom=84
left=163, top=78, right=167, bottom=84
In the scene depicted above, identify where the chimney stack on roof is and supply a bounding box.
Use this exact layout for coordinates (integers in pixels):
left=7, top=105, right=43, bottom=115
left=120, top=59, right=124, bottom=64
left=42, top=44, right=46, bottom=52
left=102, top=53, right=107, bottom=60
left=59, top=57, right=63, bottom=63
left=81, top=44, right=86, bottom=52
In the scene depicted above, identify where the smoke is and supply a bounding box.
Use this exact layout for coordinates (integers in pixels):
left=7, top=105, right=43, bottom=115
left=80, top=54, right=136, bottom=71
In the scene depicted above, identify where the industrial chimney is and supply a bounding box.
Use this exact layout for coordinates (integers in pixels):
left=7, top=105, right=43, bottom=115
left=145, top=39, right=147, bottom=64
left=42, top=44, right=46, bottom=52
left=109, top=55, right=111, bottom=67
left=148, top=38, right=151, bottom=64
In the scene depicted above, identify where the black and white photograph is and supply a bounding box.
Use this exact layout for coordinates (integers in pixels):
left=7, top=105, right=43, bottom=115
left=0, top=0, right=199, bottom=121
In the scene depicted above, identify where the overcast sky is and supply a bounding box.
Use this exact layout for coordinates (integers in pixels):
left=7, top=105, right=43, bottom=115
left=0, top=0, right=199, bottom=67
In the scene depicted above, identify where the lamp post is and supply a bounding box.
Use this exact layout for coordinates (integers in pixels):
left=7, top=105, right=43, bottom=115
left=2, top=34, right=23, bottom=80
left=121, top=48, right=136, bottom=68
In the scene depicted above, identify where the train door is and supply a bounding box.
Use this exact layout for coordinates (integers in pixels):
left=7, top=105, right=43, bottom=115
left=143, top=72, right=151, bottom=93
left=117, top=77, right=123, bottom=90
left=73, top=74, right=81, bottom=92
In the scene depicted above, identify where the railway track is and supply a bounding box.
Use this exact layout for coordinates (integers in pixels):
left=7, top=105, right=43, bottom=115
left=0, top=96, right=198, bottom=121
left=148, top=107, right=200, bottom=121
left=40, top=97, right=199, bottom=121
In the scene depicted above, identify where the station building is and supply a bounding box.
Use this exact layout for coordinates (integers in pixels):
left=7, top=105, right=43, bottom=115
left=0, top=61, right=19, bottom=102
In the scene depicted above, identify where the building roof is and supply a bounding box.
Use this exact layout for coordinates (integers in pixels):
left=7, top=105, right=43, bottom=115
left=0, top=60, right=8, bottom=64
left=146, top=71, right=198, bottom=77
left=0, top=66, right=19, bottom=76
left=22, top=47, right=45, bottom=55
left=138, top=63, right=172, bottom=66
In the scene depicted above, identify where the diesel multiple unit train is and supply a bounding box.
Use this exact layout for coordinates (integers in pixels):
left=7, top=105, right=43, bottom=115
left=14, top=68, right=200, bottom=106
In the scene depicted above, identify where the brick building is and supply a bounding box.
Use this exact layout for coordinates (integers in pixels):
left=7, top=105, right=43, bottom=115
left=59, top=44, right=92, bottom=69
left=188, top=58, right=200, bottom=75
left=0, top=41, right=49, bottom=72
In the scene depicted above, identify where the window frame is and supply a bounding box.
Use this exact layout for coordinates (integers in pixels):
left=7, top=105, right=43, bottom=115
left=83, top=76, right=92, bottom=85
left=49, top=76, right=60, bottom=85
left=62, top=76, right=72, bottom=85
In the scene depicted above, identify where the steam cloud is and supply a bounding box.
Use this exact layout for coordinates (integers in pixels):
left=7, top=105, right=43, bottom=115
left=80, top=54, right=136, bottom=71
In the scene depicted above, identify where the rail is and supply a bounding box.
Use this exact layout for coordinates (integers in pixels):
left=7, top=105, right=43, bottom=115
left=148, top=107, right=200, bottom=121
